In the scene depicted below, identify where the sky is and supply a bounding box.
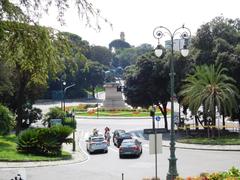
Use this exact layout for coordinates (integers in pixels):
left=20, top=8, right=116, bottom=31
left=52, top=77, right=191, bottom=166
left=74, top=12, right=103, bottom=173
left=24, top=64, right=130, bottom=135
left=40, top=0, right=240, bottom=48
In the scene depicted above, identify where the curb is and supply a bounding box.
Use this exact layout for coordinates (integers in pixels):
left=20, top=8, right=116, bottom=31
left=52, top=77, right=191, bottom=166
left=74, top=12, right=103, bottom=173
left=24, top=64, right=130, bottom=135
left=162, top=141, right=240, bottom=151
left=76, top=116, right=151, bottom=119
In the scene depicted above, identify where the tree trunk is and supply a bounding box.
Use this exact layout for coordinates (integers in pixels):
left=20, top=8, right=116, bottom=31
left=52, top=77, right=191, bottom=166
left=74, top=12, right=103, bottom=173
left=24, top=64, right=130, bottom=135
left=158, top=103, right=168, bottom=131
left=92, top=86, right=95, bottom=99
left=15, top=69, right=27, bottom=135
left=195, top=115, right=199, bottom=131
left=203, top=104, right=207, bottom=128
left=16, top=107, right=23, bottom=135
left=222, top=112, right=225, bottom=130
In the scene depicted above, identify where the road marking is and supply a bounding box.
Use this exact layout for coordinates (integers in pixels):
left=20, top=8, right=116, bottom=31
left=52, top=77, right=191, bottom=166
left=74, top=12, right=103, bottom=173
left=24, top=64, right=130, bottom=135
left=108, top=146, right=118, bottom=153
left=78, top=141, right=90, bottom=164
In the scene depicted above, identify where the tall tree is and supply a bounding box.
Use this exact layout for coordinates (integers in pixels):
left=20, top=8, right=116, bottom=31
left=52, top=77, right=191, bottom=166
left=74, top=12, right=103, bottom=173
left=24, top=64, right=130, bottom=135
left=0, top=21, right=62, bottom=134
left=192, top=16, right=240, bottom=120
left=84, top=61, right=105, bottom=98
left=179, top=64, right=239, bottom=126
left=1, top=0, right=111, bottom=30
left=89, top=45, right=112, bottom=66
left=124, top=52, right=170, bottom=130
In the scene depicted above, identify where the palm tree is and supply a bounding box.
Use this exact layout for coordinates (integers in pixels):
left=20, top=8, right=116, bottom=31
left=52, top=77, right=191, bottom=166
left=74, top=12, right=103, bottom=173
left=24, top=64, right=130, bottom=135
left=179, top=64, right=239, bottom=126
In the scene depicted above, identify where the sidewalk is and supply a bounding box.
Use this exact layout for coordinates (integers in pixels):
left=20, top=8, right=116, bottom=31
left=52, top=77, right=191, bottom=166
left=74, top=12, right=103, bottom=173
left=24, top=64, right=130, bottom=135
left=163, top=140, right=240, bottom=151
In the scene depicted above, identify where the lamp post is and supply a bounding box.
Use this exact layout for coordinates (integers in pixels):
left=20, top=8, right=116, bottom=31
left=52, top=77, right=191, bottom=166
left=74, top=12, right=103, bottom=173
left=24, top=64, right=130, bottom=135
left=150, top=105, right=158, bottom=180
left=63, top=83, right=76, bottom=112
left=61, top=81, right=66, bottom=110
left=153, top=25, right=191, bottom=180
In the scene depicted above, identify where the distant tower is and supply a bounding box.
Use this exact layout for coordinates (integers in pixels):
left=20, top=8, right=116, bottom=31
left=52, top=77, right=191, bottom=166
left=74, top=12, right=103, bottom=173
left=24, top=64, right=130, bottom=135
left=120, top=32, right=125, bottom=41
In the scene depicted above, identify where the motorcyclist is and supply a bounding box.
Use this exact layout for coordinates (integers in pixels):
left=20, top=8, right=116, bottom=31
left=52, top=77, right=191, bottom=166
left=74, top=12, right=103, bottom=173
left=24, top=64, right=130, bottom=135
left=93, top=128, right=98, bottom=136
left=104, top=127, right=111, bottom=145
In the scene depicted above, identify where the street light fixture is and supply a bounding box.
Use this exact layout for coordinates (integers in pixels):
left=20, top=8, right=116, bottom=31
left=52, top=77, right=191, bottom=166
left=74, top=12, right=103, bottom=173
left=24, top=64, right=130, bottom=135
left=63, top=83, right=76, bottom=112
left=153, top=25, right=191, bottom=180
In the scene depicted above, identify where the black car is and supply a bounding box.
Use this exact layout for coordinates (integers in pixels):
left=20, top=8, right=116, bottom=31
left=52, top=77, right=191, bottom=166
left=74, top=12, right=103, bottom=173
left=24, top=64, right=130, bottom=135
left=113, top=130, right=132, bottom=147
left=119, top=139, right=142, bottom=158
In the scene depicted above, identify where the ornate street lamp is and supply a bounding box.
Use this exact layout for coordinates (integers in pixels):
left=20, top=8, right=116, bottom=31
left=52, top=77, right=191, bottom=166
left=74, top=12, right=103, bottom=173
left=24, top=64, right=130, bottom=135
left=153, top=25, right=191, bottom=180
left=63, top=83, right=76, bottom=112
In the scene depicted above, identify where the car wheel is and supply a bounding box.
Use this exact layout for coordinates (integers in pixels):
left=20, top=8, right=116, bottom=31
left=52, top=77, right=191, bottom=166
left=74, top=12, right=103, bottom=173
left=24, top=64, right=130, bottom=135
left=119, top=154, right=123, bottom=159
left=105, top=150, right=108, bottom=153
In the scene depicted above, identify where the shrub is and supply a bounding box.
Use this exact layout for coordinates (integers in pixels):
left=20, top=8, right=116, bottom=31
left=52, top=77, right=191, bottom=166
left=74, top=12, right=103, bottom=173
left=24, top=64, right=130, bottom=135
left=63, top=117, right=76, bottom=129
left=17, top=126, right=73, bottom=156
left=43, top=107, right=65, bottom=127
left=0, top=104, right=14, bottom=135
left=176, top=167, right=240, bottom=180
left=16, top=128, right=39, bottom=153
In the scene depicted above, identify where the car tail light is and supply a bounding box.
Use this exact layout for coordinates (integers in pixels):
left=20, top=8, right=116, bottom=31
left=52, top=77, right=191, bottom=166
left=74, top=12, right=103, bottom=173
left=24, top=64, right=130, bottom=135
left=132, top=146, right=139, bottom=150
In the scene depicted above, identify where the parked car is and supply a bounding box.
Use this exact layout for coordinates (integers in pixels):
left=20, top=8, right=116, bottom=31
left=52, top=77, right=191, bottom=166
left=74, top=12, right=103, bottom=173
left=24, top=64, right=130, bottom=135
left=113, top=130, right=132, bottom=148
left=86, top=135, right=108, bottom=154
left=119, top=139, right=142, bottom=158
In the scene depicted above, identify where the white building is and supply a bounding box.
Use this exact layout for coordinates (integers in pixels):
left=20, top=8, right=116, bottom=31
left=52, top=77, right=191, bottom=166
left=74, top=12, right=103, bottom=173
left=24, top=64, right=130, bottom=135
left=165, top=38, right=190, bottom=51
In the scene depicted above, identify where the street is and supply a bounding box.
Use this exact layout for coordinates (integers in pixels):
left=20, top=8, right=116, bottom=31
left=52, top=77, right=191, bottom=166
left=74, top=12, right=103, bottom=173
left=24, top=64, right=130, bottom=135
left=19, top=117, right=240, bottom=180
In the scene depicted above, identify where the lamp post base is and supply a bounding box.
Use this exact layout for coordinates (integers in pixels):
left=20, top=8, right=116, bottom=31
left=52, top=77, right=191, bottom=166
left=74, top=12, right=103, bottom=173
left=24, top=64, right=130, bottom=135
left=166, top=157, right=178, bottom=180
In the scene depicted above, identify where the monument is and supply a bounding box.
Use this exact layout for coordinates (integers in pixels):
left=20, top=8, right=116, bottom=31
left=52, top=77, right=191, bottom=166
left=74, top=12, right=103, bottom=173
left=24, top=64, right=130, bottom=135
left=102, top=65, right=128, bottom=110
left=102, top=82, right=128, bottom=110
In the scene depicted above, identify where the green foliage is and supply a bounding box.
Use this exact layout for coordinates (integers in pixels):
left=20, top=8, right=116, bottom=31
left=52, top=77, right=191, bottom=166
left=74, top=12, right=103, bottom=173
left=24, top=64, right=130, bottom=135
left=177, top=167, right=240, bottom=179
left=179, top=64, right=239, bottom=121
left=17, top=126, right=73, bottom=156
left=84, top=61, right=105, bottom=98
left=63, top=117, right=76, bottom=129
left=89, top=45, right=112, bottom=66
left=0, top=20, right=65, bottom=134
left=16, top=128, right=39, bottom=154
left=109, top=39, right=131, bottom=50
left=21, top=103, right=42, bottom=129
left=113, top=44, right=153, bottom=68
left=43, top=107, right=65, bottom=127
left=190, top=16, right=240, bottom=122
left=0, top=104, right=14, bottom=135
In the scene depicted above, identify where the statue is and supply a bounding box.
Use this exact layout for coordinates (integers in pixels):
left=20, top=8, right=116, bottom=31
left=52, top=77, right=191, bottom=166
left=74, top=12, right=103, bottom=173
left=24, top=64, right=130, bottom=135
left=102, top=66, right=128, bottom=110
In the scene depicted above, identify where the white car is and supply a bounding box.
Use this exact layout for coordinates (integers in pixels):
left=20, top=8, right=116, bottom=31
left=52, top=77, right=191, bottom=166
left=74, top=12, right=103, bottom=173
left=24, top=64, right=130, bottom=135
left=86, top=135, right=108, bottom=154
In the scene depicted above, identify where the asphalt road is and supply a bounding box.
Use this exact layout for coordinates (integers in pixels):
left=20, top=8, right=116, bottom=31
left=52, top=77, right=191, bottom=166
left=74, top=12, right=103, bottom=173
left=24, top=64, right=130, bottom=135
left=20, top=117, right=240, bottom=180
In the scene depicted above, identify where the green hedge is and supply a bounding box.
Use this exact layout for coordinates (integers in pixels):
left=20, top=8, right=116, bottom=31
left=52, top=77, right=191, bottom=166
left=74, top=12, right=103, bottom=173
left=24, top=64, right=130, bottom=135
left=176, top=166, right=240, bottom=180
left=43, top=107, right=65, bottom=127
left=62, top=117, right=76, bottom=129
left=0, top=104, right=14, bottom=135
left=17, top=126, right=73, bottom=156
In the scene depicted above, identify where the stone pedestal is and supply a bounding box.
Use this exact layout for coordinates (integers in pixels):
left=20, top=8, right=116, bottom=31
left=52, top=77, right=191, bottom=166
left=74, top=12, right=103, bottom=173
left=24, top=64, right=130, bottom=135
left=102, top=82, right=128, bottom=110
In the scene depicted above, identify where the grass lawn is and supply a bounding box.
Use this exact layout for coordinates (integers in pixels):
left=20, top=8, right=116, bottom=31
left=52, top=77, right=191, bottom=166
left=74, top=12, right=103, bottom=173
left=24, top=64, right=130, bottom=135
left=177, top=135, right=240, bottom=145
left=0, top=135, right=71, bottom=162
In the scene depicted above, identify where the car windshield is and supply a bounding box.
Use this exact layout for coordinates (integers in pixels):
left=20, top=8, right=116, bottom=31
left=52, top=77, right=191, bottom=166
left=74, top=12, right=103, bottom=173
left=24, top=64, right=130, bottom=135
left=91, top=137, right=104, bottom=142
left=121, top=140, right=135, bottom=146
left=117, top=130, right=125, bottom=134
left=121, top=133, right=131, bottom=138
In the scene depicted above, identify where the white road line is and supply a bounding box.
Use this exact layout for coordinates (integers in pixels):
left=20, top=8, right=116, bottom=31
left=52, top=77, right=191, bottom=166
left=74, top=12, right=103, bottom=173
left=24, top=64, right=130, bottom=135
left=78, top=141, right=90, bottom=164
left=108, top=146, right=118, bottom=153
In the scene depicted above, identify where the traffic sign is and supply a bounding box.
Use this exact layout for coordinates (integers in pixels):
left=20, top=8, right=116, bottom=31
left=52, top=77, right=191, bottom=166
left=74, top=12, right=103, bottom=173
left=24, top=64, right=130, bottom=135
left=155, top=116, right=161, bottom=121
left=149, top=134, right=162, bottom=154
left=143, top=128, right=167, bottom=134
left=50, top=119, right=62, bottom=126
